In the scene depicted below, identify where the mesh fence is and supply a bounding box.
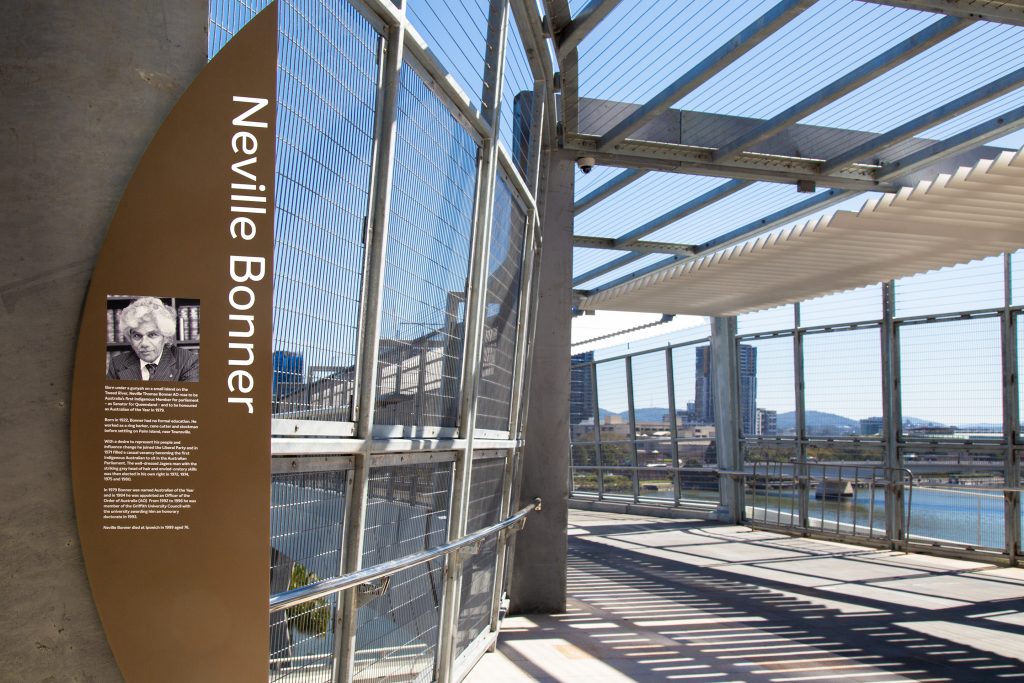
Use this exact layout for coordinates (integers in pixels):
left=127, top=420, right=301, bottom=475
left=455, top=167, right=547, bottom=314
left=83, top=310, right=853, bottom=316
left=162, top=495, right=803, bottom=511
left=895, top=256, right=1006, bottom=318
left=270, top=471, right=348, bottom=682
left=375, top=61, right=479, bottom=429
left=354, top=462, right=454, bottom=682
left=272, top=0, right=379, bottom=423
left=455, top=457, right=506, bottom=654
left=802, top=328, right=882, bottom=438
left=208, top=0, right=273, bottom=58
left=477, top=177, right=528, bottom=432
left=899, top=316, right=1003, bottom=440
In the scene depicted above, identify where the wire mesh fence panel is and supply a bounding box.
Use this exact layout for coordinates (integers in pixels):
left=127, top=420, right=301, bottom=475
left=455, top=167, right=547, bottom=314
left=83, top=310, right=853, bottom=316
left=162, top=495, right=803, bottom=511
left=477, top=177, right=528, bottom=432
left=571, top=468, right=600, bottom=496
left=629, top=350, right=671, bottom=447
left=802, top=328, right=883, bottom=439
left=805, top=446, right=887, bottom=539
left=737, top=304, right=794, bottom=336
left=406, top=0, right=489, bottom=112
left=375, top=61, right=479, bottom=429
left=503, top=9, right=534, bottom=175
left=355, top=462, right=454, bottom=682
left=570, top=352, right=599, bottom=466
left=738, top=336, right=795, bottom=439
left=677, top=441, right=719, bottom=507
left=456, top=457, right=506, bottom=655
left=595, top=359, right=634, bottom=444
left=899, top=316, right=1004, bottom=441
left=209, top=0, right=274, bottom=58
left=903, top=446, right=1007, bottom=551
left=744, top=441, right=798, bottom=529
left=672, top=344, right=703, bottom=433
left=1012, top=251, right=1024, bottom=308
left=601, top=468, right=636, bottom=502
left=269, top=471, right=348, bottom=682
left=272, top=0, right=379, bottom=423
left=799, top=285, right=883, bottom=327
left=895, top=256, right=1006, bottom=319
left=636, top=468, right=674, bottom=505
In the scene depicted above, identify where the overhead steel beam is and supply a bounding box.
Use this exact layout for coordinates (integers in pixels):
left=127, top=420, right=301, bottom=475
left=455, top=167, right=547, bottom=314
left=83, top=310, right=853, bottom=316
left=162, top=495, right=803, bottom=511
left=822, top=65, right=1024, bottom=174
left=596, top=0, right=812, bottom=151
left=862, top=0, right=1024, bottom=27
left=877, top=104, right=1024, bottom=181
left=615, top=179, right=750, bottom=246
left=573, top=236, right=696, bottom=254
left=713, top=15, right=968, bottom=161
left=577, top=189, right=852, bottom=291
left=571, top=179, right=748, bottom=285
left=575, top=168, right=648, bottom=213
left=556, top=0, right=624, bottom=58
left=545, top=0, right=579, bottom=132
left=566, top=134, right=896, bottom=191
left=573, top=250, right=647, bottom=287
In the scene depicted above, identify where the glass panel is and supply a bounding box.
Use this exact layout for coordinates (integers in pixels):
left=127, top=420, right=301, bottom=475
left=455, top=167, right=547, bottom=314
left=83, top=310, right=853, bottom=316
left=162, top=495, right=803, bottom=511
left=272, top=0, right=379, bottom=423
left=895, top=256, right=1005, bottom=319
left=477, top=178, right=527, bottom=432
left=803, top=328, right=883, bottom=438
left=899, top=317, right=1003, bottom=440
left=376, top=63, right=479, bottom=428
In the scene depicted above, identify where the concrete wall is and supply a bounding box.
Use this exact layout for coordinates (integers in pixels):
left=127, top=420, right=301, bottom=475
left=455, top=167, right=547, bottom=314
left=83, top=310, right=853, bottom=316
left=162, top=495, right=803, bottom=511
left=510, top=151, right=573, bottom=614
left=0, top=2, right=207, bottom=679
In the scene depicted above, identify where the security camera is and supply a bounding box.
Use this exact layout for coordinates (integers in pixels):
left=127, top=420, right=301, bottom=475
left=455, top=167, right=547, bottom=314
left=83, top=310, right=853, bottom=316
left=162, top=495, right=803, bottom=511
left=576, top=156, right=596, bottom=174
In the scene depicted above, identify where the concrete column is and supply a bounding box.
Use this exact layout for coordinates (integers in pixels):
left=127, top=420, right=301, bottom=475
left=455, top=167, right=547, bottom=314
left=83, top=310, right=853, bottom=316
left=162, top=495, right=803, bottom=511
left=0, top=2, right=208, bottom=680
left=711, top=316, right=744, bottom=523
left=509, top=150, right=573, bottom=613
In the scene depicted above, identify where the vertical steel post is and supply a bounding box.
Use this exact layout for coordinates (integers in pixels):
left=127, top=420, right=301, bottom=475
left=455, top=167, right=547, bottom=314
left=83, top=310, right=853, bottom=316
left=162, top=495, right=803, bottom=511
left=666, top=346, right=681, bottom=507
left=711, top=316, right=744, bottom=523
left=881, top=281, right=905, bottom=547
left=625, top=355, right=640, bottom=502
left=1002, top=254, right=1021, bottom=564
left=489, top=207, right=540, bottom=636
left=436, top=1, right=509, bottom=679
left=592, top=361, right=605, bottom=499
left=793, top=303, right=809, bottom=529
left=336, top=15, right=406, bottom=683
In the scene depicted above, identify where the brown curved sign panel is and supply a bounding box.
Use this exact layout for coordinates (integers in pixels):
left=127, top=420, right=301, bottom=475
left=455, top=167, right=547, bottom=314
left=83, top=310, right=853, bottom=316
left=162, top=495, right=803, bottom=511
left=70, top=5, right=277, bottom=680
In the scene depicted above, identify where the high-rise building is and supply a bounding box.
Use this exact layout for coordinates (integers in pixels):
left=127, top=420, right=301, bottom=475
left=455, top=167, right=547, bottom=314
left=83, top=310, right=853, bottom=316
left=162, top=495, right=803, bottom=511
left=570, top=351, right=595, bottom=425
left=695, top=344, right=757, bottom=436
left=756, top=408, right=777, bottom=436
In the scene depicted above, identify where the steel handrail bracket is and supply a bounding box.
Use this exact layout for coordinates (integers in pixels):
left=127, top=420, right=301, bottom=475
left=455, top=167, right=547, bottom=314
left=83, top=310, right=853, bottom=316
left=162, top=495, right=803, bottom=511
left=269, top=498, right=542, bottom=613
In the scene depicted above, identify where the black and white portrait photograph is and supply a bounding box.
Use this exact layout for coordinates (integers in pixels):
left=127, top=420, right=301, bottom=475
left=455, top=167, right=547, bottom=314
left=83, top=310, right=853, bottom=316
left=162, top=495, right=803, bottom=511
left=105, top=295, right=200, bottom=382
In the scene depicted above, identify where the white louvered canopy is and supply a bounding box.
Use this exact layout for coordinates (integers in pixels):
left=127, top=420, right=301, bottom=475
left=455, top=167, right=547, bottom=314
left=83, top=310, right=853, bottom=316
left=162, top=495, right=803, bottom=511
left=579, top=148, right=1024, bottom=317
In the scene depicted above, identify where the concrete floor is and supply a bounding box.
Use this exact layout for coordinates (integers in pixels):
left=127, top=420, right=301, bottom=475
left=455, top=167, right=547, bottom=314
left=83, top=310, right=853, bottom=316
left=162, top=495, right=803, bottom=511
left=465, top=510, right=1024, bottom=683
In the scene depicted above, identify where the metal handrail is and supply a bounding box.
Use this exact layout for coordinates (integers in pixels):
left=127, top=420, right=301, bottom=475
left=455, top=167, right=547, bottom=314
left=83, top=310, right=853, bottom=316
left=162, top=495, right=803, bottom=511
left=269, top=498, right=542, bottom=613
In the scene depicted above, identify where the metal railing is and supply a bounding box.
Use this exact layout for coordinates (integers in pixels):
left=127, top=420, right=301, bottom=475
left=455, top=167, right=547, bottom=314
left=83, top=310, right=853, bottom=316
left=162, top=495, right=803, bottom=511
left=270, top=498, right=542, bottom=613
left=745, top=462, right=914, bottom=549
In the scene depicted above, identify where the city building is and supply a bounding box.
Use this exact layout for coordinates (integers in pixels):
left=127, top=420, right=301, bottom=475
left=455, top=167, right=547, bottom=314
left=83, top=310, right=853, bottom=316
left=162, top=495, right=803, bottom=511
left=695, top=344, right=757, bottom=435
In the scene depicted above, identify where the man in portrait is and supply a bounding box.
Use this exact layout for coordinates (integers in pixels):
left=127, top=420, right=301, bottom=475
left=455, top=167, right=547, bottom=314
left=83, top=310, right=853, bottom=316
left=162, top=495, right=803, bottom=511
left=107, top=297, right=200, bottom=382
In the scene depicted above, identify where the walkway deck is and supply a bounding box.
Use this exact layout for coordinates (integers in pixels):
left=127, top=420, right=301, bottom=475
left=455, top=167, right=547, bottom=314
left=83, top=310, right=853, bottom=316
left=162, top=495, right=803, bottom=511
left=466, top=510, right=1024, bottom=683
